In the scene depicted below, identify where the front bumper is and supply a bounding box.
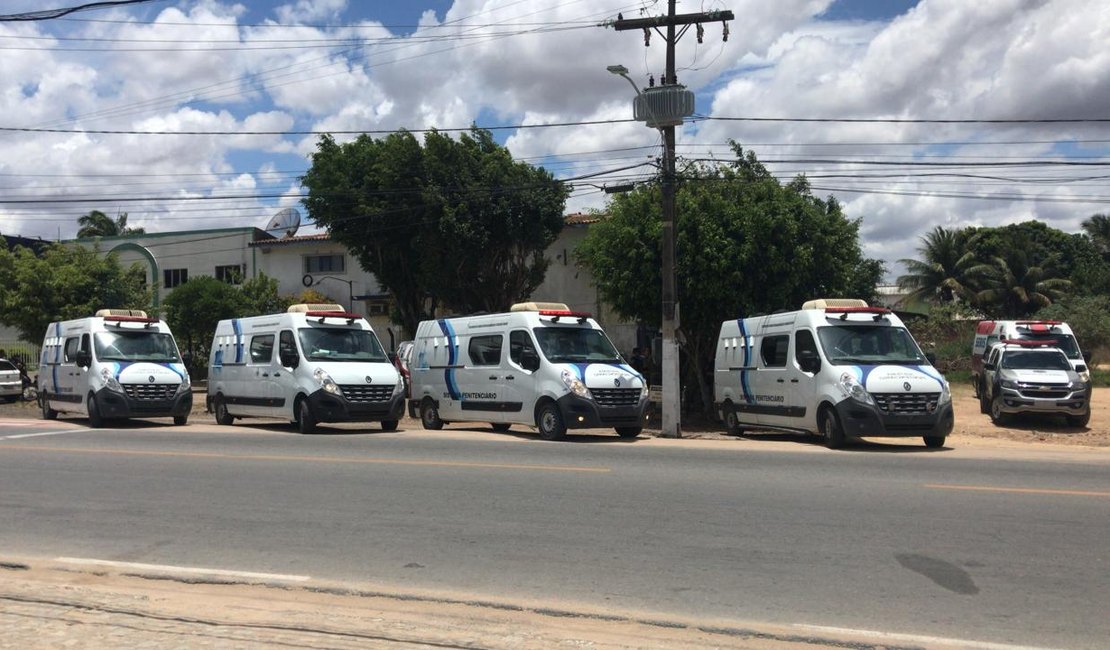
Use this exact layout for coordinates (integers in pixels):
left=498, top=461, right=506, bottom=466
left=93, top=386, right=192, bottom=419
left=307, top=389, right=405, bottom=423
left=834, top=398, right=954, bottom=439
left=995, top=387, right=1089, bottom=416
left=555, top=393, right=651, bottom=430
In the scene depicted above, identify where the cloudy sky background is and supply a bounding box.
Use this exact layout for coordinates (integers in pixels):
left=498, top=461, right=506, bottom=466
left=1, top=0, right=1108, bottom=279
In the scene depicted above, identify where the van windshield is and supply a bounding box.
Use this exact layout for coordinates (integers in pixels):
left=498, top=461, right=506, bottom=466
left=94, top=332, right=181, bottom=363
left=533, top=327, right=623, bottom=363
left=817, top=325, right=927, bottom=365
left=297, top=327, right=387, bottom=362
left=1011, top=333, right=1080, bottom=359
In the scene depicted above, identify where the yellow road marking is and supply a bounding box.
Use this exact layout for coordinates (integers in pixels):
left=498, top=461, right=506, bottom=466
left=926, top=483, right=1110, bottom=498
left=0, top=445, right=611, bottom=474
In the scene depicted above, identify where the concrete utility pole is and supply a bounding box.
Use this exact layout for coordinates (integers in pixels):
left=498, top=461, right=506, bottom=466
left=611, top=3, right=734, bottom=438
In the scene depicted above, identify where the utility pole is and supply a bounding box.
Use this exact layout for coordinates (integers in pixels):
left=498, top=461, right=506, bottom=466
left=610, top=3, right=734, bottom=438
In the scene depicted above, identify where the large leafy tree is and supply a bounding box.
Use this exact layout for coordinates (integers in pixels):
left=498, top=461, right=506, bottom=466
left=0, top=243, right=150, bottom=341
left=970, top=248, right=1071, bottom=317
left=1082, top=213, right=1110, bottom=258
left=897, top=226, right=980, bottom=304
left=577, top=145, right=883, bottom=417
left=300, top=128, right=568, bottom=336
left=76, top=210, right=145, bottom=238
left=162, top=276, right=244, bottom=373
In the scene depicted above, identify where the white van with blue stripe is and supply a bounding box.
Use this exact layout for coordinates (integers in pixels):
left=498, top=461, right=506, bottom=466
left=38, top=310, right=192, bottom=427
left=410, top=302, right=650, bottom=440
left=713, top=299, right=953, bottom=448
left=207, top=304, right=404, bottom=433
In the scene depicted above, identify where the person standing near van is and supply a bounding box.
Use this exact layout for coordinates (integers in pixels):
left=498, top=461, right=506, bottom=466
left=630, top=347, right=647, bottom=373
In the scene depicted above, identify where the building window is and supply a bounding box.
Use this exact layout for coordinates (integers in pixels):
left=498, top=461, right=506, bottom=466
left=215, top=264, right=244, bottom=285
left=163, top=268, right=188, bottom=288
left=305, top=254, right=345, bottom=274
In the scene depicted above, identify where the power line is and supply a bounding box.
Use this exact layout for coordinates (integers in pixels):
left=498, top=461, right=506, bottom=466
left=0, top=0, right=161, bottom=22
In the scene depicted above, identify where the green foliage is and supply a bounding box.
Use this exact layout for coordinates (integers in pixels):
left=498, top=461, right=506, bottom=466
left=902, top=304, right=978, bottom=373
left=239, top=273, right=291, bottom=316
left=76, top=210, right=145, bottom=238
left=162, top=276, right=244, bottom=374
left=300, top=128, right=569, bottom=335
left=576, top=144, right=883, bottom=416
left=0, top=243, right=150, bottom=342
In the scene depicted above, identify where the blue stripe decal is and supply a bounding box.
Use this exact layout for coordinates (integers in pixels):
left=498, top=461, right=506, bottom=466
left=570, top=363, right=588, bottom=381
left=915, top=365, right=946, bottom=389
left=737, top=318, right=754, bottom=404
left=437, top=319, right=461, bottom=400
left=232, top=319, right=243, bottom=364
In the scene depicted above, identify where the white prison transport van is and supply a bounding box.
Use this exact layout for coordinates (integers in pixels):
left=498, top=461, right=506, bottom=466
left=714, top=299, right=954, bottom=448
left=207, top=304, right=404, bottom=433
left=410, top=302, right=650, bottom=440
left=38, top=310, right=192, bottom=427
left=971, top=320, right=1089, bottom=399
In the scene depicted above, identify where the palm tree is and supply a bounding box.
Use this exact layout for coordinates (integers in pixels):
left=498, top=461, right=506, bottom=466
left=1081, top=213, right=1110, bottom=257
left=76, top=210, right=145, bottom=238
left=971, top=249, right=1071, bottom=318
left=897, top=226, right=979, bottom=304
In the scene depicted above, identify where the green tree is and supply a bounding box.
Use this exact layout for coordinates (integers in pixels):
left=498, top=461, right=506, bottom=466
left=1081, top=213, right=1110, bottom=258
left=576, top=145, right=883, bottom=417
left=239, top=273, right=291, bottom=316
left=76, top=210, right=145, bottom=238
left=1035, top=294, right=1110, bottom=363
left=971, top=248, right=1071, bottom=318
left=162, top=276, right=243, bottom=375
left=897, top=226, right=980, bottom=304
left=300, top=128, right=568, bottom=335
left=0, top=243, right=150, bottom=341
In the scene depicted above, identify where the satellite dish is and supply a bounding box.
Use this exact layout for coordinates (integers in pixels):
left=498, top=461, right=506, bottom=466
left=265, top=207, right=301, bottom=239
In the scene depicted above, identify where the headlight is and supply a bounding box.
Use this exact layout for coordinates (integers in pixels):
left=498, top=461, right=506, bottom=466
left=938, top=380, right=952, bottom=405
left=837, top=372, right=874, bottom=405
left=640, top=382, right=649, bottom=399
left=1000, top=379, right=1017, bottom=389
left=99, top=368, right=123, bottom=393
left=174, top=373, right=191, bottom=396
left=1078, top=370, right=1091, bottom=383
left=560, top=369, right=591, bottom=399
left=313, top=368, right=342, bottom=395
left=392, top=373, right=404, bottom=397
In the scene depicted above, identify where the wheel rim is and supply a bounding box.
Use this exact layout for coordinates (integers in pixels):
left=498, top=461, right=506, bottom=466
left=422, top=402, right=437, bottom=426
left=540, top=408, right=556, bottom=434
left=824, top=412, right=835, bottom=440
left=726, top=410, right=737, bottom=429
left=991, top=398, right=1001, bottom=420
left=216, top=400, right=227, bottom=421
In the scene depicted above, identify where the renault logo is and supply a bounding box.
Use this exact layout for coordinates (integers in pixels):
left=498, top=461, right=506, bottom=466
left=614, top=378, right=621, bottom=387
left=148, top=375, right=155, bottom=383
left=365, top=376, right=373, bottom=383
left=903, top=382, right=912, bottom=391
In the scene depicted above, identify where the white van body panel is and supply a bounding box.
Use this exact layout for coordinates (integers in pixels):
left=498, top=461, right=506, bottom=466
left=38, top=314, right=191, bottom=423
left=207, top=310, right=404, bottom=427
left=714, top=304, right=953, bottom=445
left=410, top=309, right=650, bottom=436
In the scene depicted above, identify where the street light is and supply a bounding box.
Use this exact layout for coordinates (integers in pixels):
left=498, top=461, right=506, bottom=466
left=302, top=274, right=354, bottom=312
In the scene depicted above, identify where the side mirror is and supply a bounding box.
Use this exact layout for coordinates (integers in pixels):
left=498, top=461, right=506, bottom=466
left=388, top=352, right=398, bottom=364
left=75, top=350, right=92, bottom=368
left=798, top=353, right=820, bottom=374
left=279, top=350, right=300, bottom=369
left=925, top=352, right=937, bottom=366
left=983, top=362, right=995, bottom=371
left=522, top=350, right=541, bottom=372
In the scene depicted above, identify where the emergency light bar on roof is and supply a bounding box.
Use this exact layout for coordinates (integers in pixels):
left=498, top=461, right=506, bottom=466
left=999, top=338, right=1061, bottom=348
left=801, top=298, right=868, bottom=310
left=824, top=306, right=891, bottom=322
left=511, top=301, right=570, bottom=312
left=287, top=303, right=345, bottom=313
left=95, top=309, right=158, bottom=326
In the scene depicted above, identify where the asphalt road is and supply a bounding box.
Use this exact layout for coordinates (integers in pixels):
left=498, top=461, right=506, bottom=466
left=1, top=416, right=1108, bottom=649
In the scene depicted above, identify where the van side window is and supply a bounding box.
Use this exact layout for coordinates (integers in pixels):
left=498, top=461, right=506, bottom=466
left=795, top=330, right=818, bottom=363
left=760, top=335, right=789, bottom=368
left=250, top=335, right=275, bottom=363
left=63, top=337, right=81, bottom=363
left=468, top=335, right=503, bottom=366
left=509, top=330, right=537, bottom=366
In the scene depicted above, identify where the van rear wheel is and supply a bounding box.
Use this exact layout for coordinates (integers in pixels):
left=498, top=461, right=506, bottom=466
left=723, top=402, right=743, bottom=435
left=214, top=396, right=234, bottom=426
left=296, top=399, right=317, bottom=434
left=821, top=408, right=845, bottom=449
left=420, top=399, right=443, bottom=430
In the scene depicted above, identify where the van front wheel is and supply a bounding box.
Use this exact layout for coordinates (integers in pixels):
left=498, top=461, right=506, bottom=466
left=615, top=427, right=641, bottom=438
left=296, top=399, right=317, bottom=434
left=40, top=394, right=58, bottom=421
left=420, top=399, right=443, bottom=430
left=821, top=408, right=845, bottom=449
left=536, top=402, right=566, bottom=441
left=87, top=395, right=104, bottom=428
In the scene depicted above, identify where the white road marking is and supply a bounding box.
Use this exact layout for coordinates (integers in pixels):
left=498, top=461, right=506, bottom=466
left=794, top=624, right=1055, bottom=650
left=55, top=557, right=311, bottom=583
left=0, top=430, right=81, bottom=440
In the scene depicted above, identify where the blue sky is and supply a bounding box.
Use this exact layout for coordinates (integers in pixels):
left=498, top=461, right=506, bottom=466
left=1, top=0, right=1107, bottom=276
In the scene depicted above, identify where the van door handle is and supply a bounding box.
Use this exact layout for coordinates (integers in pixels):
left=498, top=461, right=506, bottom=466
left=505, top=375, right=515, bottom=381
left=273, top=372, right=281, bottom=377
left=790, top=378, right=799, bottom=383
left=776, top=378, right=785, bottom=383
left=488, top=375, right=498, bottom=380
left=261, top=372, right=269, bottom=377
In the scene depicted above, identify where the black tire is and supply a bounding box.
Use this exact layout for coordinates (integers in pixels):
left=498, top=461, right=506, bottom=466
left=40, top=393, right=58, bottom=421
left=1066, top=411, right=1091, bottom=428
left=380, top=419, right=399, bottom=432
left=821, top=408, right=845, bottom=449
left=296, top=398, right=317, bottom=434
left=173, top=415, right=188, bottom=426
left=989, top=395, right=1010, bottom=426
left=924, top=436, right=946, bottom=448
left=978, top=383, right=990, bottom=414
left=87, top=394, right=104, bottom=428
left=536, top=401, right=566, bottom=441
left=490, top=423, right=512, bottom=432
left=420, top=399, right=443, bottom=430
left=615, top=427, right=641, bottom=439
left=214, top=396, right=234, bottom=426
left=723, top=401, right=743, bottom=435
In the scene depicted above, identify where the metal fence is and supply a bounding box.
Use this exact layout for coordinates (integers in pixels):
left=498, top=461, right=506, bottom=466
left=0, top=340, right=41, bottom=372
